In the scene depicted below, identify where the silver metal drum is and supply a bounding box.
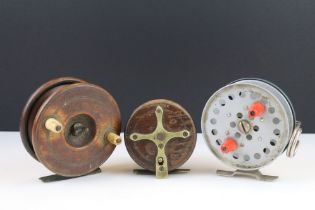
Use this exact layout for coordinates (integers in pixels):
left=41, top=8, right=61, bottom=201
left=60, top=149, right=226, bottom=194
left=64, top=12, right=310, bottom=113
left=201, top=79, right=302, bottom=181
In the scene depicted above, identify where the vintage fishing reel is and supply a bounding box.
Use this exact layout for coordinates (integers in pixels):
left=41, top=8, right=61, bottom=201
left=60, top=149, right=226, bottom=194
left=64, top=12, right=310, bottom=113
left=201, top=79, right=302, bottom=181
left=125, top=99, right=197, bottom=178
left=20, top=77, right=121, bottom=182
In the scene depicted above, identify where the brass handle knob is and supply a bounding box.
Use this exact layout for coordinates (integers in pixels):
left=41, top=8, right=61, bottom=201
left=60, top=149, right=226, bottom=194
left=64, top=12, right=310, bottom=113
left=107, top=132, right=121, bottom=145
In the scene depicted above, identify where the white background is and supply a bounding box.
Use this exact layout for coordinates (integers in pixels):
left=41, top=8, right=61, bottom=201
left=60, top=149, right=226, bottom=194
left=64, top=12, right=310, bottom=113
left=1, top=132, right=314, bottom=210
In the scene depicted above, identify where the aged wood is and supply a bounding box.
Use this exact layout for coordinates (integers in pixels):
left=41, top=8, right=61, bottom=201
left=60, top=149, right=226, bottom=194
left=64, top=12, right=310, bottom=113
left=20, top=77, right=85, bottom=160
left=124, top=99, right=197, bottom=173
left=20, top=77, right=121, bottom=177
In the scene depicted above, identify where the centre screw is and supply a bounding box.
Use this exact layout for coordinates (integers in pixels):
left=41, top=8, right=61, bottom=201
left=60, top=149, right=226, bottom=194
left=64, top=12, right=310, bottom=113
left=238, top=119, right=252, bottom=134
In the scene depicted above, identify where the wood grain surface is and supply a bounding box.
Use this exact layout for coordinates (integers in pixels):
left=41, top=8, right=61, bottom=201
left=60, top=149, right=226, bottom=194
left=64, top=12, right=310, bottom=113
left=125, top=99, right=197, bottom=172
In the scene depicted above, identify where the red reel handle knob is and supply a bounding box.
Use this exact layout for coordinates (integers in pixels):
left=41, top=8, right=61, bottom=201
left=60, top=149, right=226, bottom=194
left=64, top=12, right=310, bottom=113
left=221, top=138, right=237, bottom=154
left=248, top=101, right=265, bottom=119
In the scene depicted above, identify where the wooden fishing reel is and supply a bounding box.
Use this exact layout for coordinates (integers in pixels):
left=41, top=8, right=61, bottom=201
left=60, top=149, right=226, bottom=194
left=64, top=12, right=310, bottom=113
left=201, top=79, right=302, bottom=181
left=20, top=77, right=121, bottom=181
left=124, top=99, right=197, bottom=178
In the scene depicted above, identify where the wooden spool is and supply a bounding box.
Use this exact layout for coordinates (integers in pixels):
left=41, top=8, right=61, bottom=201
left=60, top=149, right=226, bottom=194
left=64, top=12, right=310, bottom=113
left=20, top=77, right=121, bottom=177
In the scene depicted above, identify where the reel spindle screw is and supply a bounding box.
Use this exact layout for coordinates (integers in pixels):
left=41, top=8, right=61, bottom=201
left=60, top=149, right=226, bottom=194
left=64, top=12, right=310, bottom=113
left=238, top=120, right=251, bottom=134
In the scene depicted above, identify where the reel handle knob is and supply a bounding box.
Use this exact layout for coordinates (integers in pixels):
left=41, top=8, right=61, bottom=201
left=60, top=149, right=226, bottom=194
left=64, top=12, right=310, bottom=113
left=249, top=101, right=265, bottom=119
left=221, top=138, right=237, bottom=154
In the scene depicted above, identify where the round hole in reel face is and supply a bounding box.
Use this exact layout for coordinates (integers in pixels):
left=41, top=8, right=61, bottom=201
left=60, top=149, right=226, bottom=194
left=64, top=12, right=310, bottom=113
left=201, top=79, right=295, bottom=170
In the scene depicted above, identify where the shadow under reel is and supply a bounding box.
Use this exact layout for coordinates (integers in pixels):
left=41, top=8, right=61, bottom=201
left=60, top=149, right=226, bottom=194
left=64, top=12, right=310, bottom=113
left=124, top=99, right=197, bottom=178
left=201, top=78, right=302, bottom=181
left=20, top=77, right=121, bottom=182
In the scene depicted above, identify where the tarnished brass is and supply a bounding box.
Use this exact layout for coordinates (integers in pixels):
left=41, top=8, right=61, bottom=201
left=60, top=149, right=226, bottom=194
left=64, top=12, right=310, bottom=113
left=130, top=106, right=191, bottom=178
left=107, top=132, right=122, bottom=145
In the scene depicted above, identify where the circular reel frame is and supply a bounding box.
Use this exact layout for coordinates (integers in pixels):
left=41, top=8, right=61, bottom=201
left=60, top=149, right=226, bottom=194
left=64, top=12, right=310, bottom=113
left=20, top=77, right=121, bottom=177
left=124, top=99, right=197, bottom=178
left=201, top=78, right=302, bottom=171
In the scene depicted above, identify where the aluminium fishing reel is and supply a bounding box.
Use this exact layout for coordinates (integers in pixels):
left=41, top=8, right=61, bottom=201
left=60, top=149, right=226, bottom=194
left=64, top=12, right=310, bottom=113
left=201, top=79, right=302, bottom=181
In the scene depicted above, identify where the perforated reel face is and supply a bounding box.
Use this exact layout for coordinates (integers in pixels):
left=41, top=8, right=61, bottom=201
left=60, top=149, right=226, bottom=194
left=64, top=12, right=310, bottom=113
left=201, top=79, right=295, bottom=170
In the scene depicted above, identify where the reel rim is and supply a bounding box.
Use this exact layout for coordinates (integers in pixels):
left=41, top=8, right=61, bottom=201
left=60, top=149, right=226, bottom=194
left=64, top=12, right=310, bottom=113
left=20, top=77, right=85, bottom=161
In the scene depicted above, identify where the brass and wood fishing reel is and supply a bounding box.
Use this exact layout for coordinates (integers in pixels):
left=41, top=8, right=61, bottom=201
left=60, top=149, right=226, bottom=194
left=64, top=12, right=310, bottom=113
left=20, top=77, right=121, bottom=181
left=124, top=99, right=197, bottom=178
